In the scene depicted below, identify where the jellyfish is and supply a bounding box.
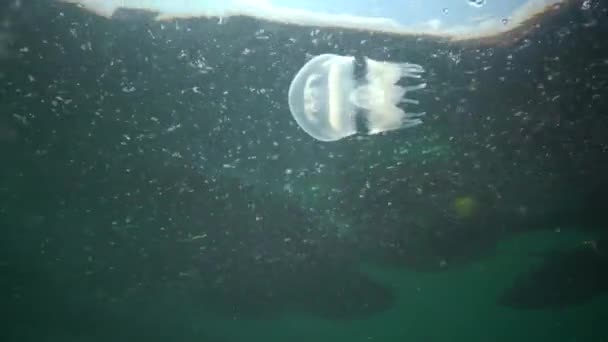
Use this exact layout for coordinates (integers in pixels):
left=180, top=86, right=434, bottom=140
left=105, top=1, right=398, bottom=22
left=288, top=53, right=427, bottom=142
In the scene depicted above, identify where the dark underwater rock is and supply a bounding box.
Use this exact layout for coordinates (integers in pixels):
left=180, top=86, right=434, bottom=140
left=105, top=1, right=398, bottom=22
left=499, top=239, right=608, bottom=310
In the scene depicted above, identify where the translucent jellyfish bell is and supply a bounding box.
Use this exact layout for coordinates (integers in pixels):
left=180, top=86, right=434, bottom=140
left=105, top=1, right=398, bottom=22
left=288, top=53, right=427, bottom=142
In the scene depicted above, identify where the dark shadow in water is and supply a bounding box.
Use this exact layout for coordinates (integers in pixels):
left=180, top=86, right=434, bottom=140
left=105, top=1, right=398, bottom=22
left=198, top=264, right=395, bottom=320
left=499, top=238, right=608, bottom=310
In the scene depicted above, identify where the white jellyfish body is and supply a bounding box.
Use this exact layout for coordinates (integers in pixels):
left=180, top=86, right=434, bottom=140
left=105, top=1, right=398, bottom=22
left=288, top=53, right=427, bottom=142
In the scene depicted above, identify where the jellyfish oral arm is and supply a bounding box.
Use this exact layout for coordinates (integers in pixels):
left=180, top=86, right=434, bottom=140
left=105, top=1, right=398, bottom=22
left=357, top=58, right=427, bottom=135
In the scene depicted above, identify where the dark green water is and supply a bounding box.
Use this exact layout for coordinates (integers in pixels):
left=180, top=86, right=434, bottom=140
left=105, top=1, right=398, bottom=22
left=1, top=1, right=607, bottom=341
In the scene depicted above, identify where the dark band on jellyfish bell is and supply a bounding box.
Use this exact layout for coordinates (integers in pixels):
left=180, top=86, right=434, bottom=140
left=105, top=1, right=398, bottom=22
left=351, top=56, right=371, bottom=134
left=354, top=108, right=371, bottom=135
left=352, top=55, right=367, bottom=83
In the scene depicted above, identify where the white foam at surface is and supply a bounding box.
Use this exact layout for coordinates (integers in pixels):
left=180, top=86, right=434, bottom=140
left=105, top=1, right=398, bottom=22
left=57, top=0, right=568, bottom=40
